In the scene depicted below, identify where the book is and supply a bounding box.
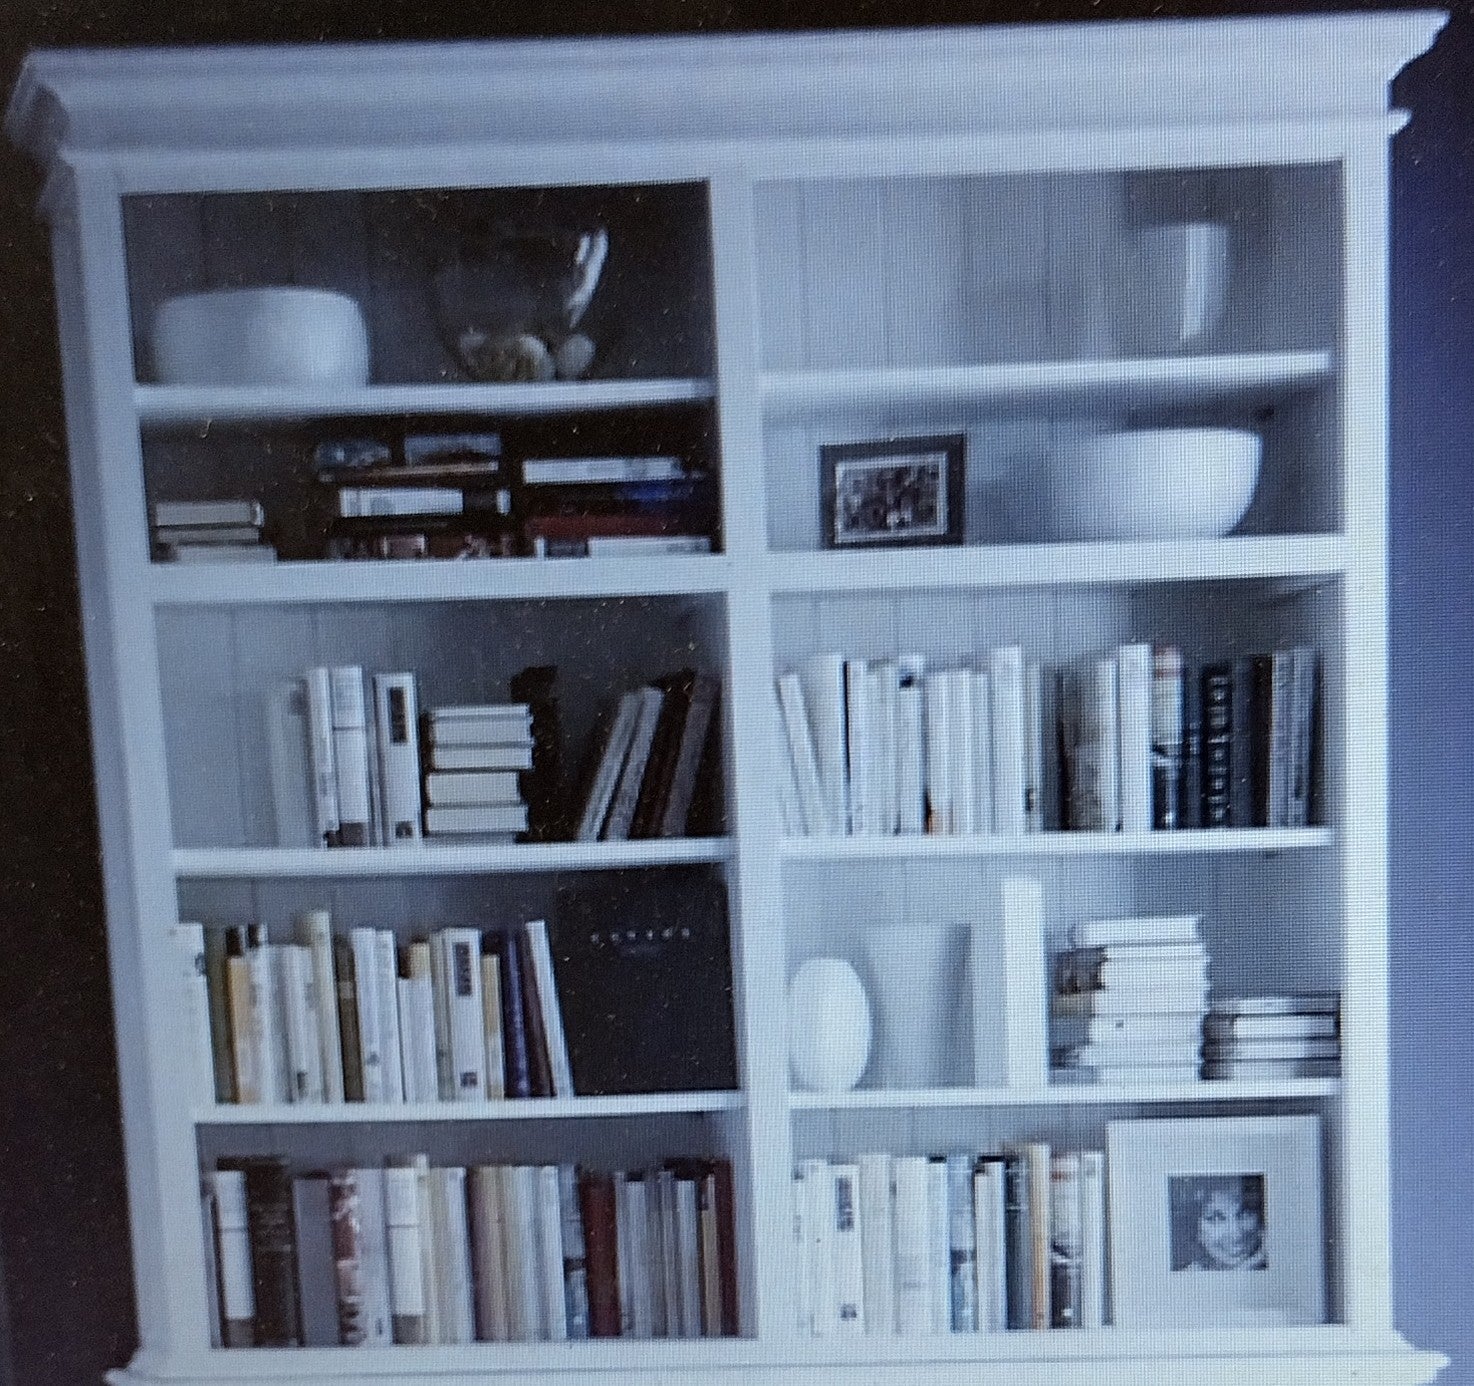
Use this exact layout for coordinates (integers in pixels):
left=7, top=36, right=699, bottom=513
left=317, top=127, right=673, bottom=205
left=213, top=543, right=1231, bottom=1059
left=799, top=652, right=849, bottom=839
left=292, top=1173, right=340, bottom=1345
left=329, top=1167, right=393, bottom=1346
left=154, top=498, right=265, bottom=528
left=990, top=644, right=1028, bottom=835
left=372, top=672, right=422, bottom=844
left=1048, top=1152, right=1082, bottom=1329
left=1202, top=1058, right=1341, bottom=1079
left=218, top=1156, right=301, bottom=1346
left=625, top=1176, right=655, bottom=1338
left=579, top=1172, right=621, bottom=1337
left=171, top=922, right=217, bottom=1108
left=872, top=661, right=901, bottom=836
left=1178, top=656, right=1204, bottom=829
left=1201, top=1036, right=1340, bottom=1061
left=535, top=1165, right=569, bottom=1341
left=1001, top=1146, right=1034, bottom=1331
left=557, top=1164, right=591, bottom=1339
left=523, top=918, right=575, bottom=1098
left=777, top=674, right=832, bottom=835
left=857, top=1152, right=895, bottom=1336
left=159, top=541, right=276, bottom=561
left=654, top=670, right=720, bottom=838
left=1053, top=1011, right=1206, bottom=1047
left=1287, top=645, right=1320, bottom=827
left=332, top=934, right=364, bottom=1102
left=277, top=942, right=324, bottom=1103
left=246, top=931, right=287, bottom=1104
left=512, top=923, right=555, bottom=1100
left=468, top=1166, right=511, bottom=1342
left=923, top=667, right=952, bottom=834
left=337, top=485, right=464, bottom=518
left=201, top=926, right=235, bottom=1104
left=373, top=930, right=405, bottom=1103
left=946, top=1152, right=978, bottom=1332
left=830, top=1162, right=866, bottom=1333
left=397, top=966, right=437, bottom=1104
left=631, top=671, right=695, bottom=839
left=1052, top=987, right=1211, bottom=1018
left=428, top=742, right=534, bottom=772
left=895, top=655, right=928, bottom=835
left=1117, top=641, right=1153, bottom=832
left=432, top=1166, right=476, bottom=1342
left=973, top=1157, right=1007, bottom=1332
left=383, top=1161, right=428, bottom=1344
left=329, top=666, right=372, bottom=847
left=503, top=1165, right=543, bottom=1340
left=348, top=927, right=385, bottom=1102
left=522, top=455, right=698, bottom=485
left=584, top=535, right=712, bottom=556
left=264, top=680, right=315, bottom=848
left=799, top=1160, right=837, bottom=1336
left=491, top=931, right=533, bottom=1100
left=208, top=1168, right=256, bottom=1347
left=295, top=910, right=345, bottom=1104
left=439, top=927, right=488, bottom=1101
left=154, top=522, right=262, bottom=545
left=573, top=690, right=645, bottom=841
left=970, top=667, right=995, bottom=835
left=423, top=803, right=530, bottom=835
left=973, top=874, right=1049, bottom=1087
left=425, top=716, right=534, bottom=748
left=304, top=667, right=340, bottom=848
left=1078, top=1151, right=1106, bottom=1329
left=1208, top=991, right=1340, bottom=1016
left=601, top=685, right=666, bottom=840
left=1203, top=1011, right=1338, bottom=1040
left=479, top=952, right=507, bottom=1101
left=891, top=1155, right=931, bottom=1336
left=1151, top=646, right=1185, bottom=829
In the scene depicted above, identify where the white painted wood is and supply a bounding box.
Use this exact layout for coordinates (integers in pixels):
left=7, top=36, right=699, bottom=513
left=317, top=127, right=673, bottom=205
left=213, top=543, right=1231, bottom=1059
left=780, top=828, right=1333, bottom=861
left=791, top=1078, right=1341, bottom=1110
left=194, top=1092, right=744, bottom=1123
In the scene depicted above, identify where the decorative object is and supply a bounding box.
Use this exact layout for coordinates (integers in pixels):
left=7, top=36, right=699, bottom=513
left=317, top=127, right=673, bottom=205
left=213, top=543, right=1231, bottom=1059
left=1106, top=1115, right=1326, bottom=1327
left=787, top=958, right=872, bottom=1093
left=1031, top=426, right=1262, bottom=542
left=1109, top=220, right=1232, bottom=356
left=970, top=876, right=1049, bottom=1088
left=430, top=217, right=609, bottom=383
left=149, top=287, right=370, bottom=387
left=863, top=923, right=968, bottom=1088
left=819, top=434, right=965, bottom=548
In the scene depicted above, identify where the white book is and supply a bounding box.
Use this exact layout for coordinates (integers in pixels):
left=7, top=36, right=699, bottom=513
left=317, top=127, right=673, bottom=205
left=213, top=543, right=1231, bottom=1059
left=973, top=875, right=1049, bottom=1087
left=423, top=803, right=529, bottom=835
left=295, top=910, right=344, bottom=1103
left=427, top=718, right=534, bottom=749
left=434, top=1166, right=476, bottom=1343
left=304, top=667, right=340, bottom=847
left=871, top=661, right=900, bottom=836
left=947, top=667, right=977, bottom=835
left=248, top=935, right=288, bottom=1105
left=523, top=919, right=574, bottom=1097
left=973, top=1160, right=1007, bottom=1332
left=480, top=953, right=507, bottom=1101
left=1023, top=657, right=1047, bottom=832
left=831, top=1163, right=866, bottom=1334
left=557, top=1165, right=590, bottom=1340
left=989, top=644, right=1028, bottom=835
left=602, top=685, right=665, bottom=840
left=430, top=742, right=534, bottom=772
left=1117, top=641, right=1154, bottom=833
left=776, top=675, right=832, bottom=835
left=439, top=927, right=488, bottom=1101
left=923, top=669, right=953, bottom=834
left=534, top=1166, right=569, bottom=1342
left=351, top=1166, right=395, bottom=1346
left=372, top=672, right=423, bottom=845
left=1078, top=1151, right=1106, bottom=1329
left=278, top=942, right=324, bottom=1103
left=431, top=702, right=530, bottom=721
left=657, top=1170, right=682, bottom=1338
left=468, top=1166, right=511, bottom=1342
left=674, top=1178, right=703, bottom=1340
left=424, top=770, right=521, bottom=806
left=330, top=666, right=373, bottom=846
left=265, top=680, right=316, bottom=848
left=895, top=656, right=927, bottom=835
left=971, top=669, right=996, bottom=835
left=428, top=931, right=453, bottom=1101
left=208, top=1169, right=256, bottom=1342
left=408, top=1157, right=441, bottom=1345
left=946, top=1153, right=978, bottom=1332
left=373, top=930, right=405, bottom=1103
left=925, top=1157, right=951, bottom=1334
left=155, top=498, right=265, bottom=528
left=857, top=1152, right=895, bottom=1336
left=800, top=1159, right=837, bottom=1336
left=348, top=926, right=385, bottom=1103
left=799, top=652, right=850, bottom=839
left=584, top=534, right=712, bottom=556
left=844, top=658, right=871, bottom=834
left=626, top=1176, right=654, bottom=1338
left=575, top=690, right=644, bottom=841
left=1089, top=656, right=1122, bottom=832
left=383, top=1163, right=428, bottom=1344
left=397, top=975, right=437, bottom=1103
left=522, top=455, right=689, bottom=484
left=338, top=485, right=463, bottom=518
left=891, top=1156, right=933, bottom=1335
left=170, top=922, right=216, bottom=1108
left=505, top=1165, right=544, bottom=1341
left=792, top=1175, right=810, bottom=1336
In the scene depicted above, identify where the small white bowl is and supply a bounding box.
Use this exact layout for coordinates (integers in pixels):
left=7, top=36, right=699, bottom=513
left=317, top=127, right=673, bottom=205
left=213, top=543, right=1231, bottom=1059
left=1035, top=427, right=1263, bottom=542
left=150, top=287, right=370, bottom=387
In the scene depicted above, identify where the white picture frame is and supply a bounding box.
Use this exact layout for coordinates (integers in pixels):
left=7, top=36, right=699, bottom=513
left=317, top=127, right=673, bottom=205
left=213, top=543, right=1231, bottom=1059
left=1106, top=1115, right=1326, bottom=1328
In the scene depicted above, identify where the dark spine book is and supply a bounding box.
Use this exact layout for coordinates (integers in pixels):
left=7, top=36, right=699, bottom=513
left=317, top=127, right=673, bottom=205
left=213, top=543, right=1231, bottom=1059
left=515, top=922, right=555, bottom=1099
left=1200, top=662, right=1234, bottom=828
left=1002, top=1149, right=1033, bottom=1331
left=1228, top=656, right=1258, bottom=827
left=509, top=664, right=563, bottom=842
left=629, top=668, right=696, bottom=839
left=665, top=1157, right=739, bottom=1336
left=579, top=1172, right=622, bottom=1337
left=1249, top=653, right=1275, bottom=827
left=1288, top=646, right=1321, bottom=828
left=292, top=1174, right=339, bottom=1346
left=328, top=1170, right=366, bottom=1346
left=333, top=934, right=364, bottom=1102
left=657, top=672, right=721, bottom=839
left=220, top=1156, right=302, bottom=1347
left=1178, top=659, right=1203, bottom=830
left=1150, top=645, right=1183, bottom=830
left=490, top=931, right=533, bottom=1099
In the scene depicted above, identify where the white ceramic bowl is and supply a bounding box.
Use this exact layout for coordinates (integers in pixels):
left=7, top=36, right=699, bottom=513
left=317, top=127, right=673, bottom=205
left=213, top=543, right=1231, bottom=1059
left=150, top=287, right=370, bottom=387
left=1036, top=427, right=1263, bottom=542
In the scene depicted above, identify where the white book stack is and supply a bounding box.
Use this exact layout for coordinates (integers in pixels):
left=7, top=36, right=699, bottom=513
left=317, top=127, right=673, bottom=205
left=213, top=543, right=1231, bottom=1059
left=153, top=497, right=276, bottom=563
left=1050, top=914, right=1209, bottom=1084
left=1201, top=991, right=1341, bottom=1080
left=422, top=703, right=533, bottom=841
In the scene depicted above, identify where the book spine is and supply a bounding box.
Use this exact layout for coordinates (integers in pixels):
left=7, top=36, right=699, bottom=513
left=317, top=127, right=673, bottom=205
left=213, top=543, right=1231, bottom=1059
left=799, top=651, right=850, bottom=838
left=409, top=1156, right=442, bottom=1344
left=225, top=953, right=260, bottom=1105
left=535, top=1165, right=570, bottom=1341
left=304, top=669, right=341, bottom=846
left=777, top=674, right=832, bottom=835
left=1023, top=657, right=1048, bottom=832
left=209, top=1169, right=256, bottom=1347
left=891, top=1155, right=931, bottom=1335
left=895, top=655, right=928, bottom=835
left=201, top=927, right=235, bottom=1104
left=1200, top=661, right=1233, bottom=827
left=974, top=1159, right=1007, bottom=1332
left=265, top=679, right=316, bottom=848
left=923, top=669, right=952, bottom=834
left=201, top=1188, right=224, bottom=1347
left=292, top=1174, right=340, bottom=1346
left=247, top=936, right=287, bottom=1105
left=558, top=1164, right=591, bottom=1339
left=1048, top=1152, right=1083, bottom=1328
left=971, top=669, right=995, bottom=835
left=225, top=1157, right=302, bottom=1346
left=830, top=1163, right=865, bottom=1333
left=1288, top=645, right=1320, bottom=827
left=396, top=972, right=432, bottom=1104
left=278, top=942, right=323, bottom=1103
left=1002, top=1148, right=1033, bottom=1331
left=1091, top=656, right=1122, bottom=832
left=1178, top=658, right=1203, bottom=829
left=602, top=687, right=665, bottom=840
left=331, top=935, right=363, bottom=1102
left=845, top=658, right=872, bottom=834
left=372, top=672, right=423, bottom=844
left=698, top=1171, right=722, bottom=1336
left=383, top=1163, right=427, bottom=1344
left=350, top=1167, right=393, bottom=1347
left=524, top=919, right=574, bottom=1097
left=1078, top=1151, right=1106, bottom=1330
left=857, top=1151, right=895, bottom=1336
left=674, top=1177, right=703, bottom=1338
left=612, top=1171, right=635, bottom=1334
left=648, top=1172, right=672, bottom=1337
left=580, top=1172, right=621, bottom=1337
left=989, top=645, right=1028, bottom=835
left=1150, top=645, right=1184, bottom=829
left=329, top=666, right=372, bottom=846
left=480, top=952, right=507, bottom=1100
left=297, top=910, right=345, bottom=1103
left=944, top=667, right=976, bottom=836
left=373, top=930, right=405, bottom=1103
left=1228, top=655, right=1257, bottom=827
left=657, top=672, right=719, bottom=838
left=574, top=691, right=644, bottom=841
left=1117, top=641, right=1154, bottom=833
left=495, top=932, right=533, bottom=1100
left=329, top=1169, right=367, bottom=1346
left=1025, top=1143, right=1051, bottom=1331
left=468, top=1166, right=511, bottom=1342
left=437, top=1166, right=476, bottom=1342
left=792, top=1176, right=809, bottom=1335
left=441, top=927, right=488, bottom=1101
left=871, top=662, right=900, bottom=836
left=799, top=1159, right=836, bottom=1335
left=946, top=1152, right=979, bottom=1332
left=925, top=1157, right=951, bottom=1334
left=348, top=927, right=385, bottom=1103
left=625, top=1176, right=654, bottom=1338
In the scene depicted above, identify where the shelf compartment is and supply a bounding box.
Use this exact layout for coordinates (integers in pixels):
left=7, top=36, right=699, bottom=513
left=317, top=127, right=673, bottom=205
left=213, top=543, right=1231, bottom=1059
left=765, top=536, right=1346, bottom=595
left=789, top=1079, right=1339, bottom=1110
left=780, top=829, right=1333, bottom=861
left=174, top=837, right=733, bottom=878
left=137, top=378, right=717, bottom=427
left=759, top=351, right=1333, bottom=426
left=195, top=1091, right=744, bottom=1123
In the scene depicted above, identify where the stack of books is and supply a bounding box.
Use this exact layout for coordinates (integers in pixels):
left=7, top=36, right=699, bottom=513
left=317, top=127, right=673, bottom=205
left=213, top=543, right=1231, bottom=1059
left=422, top=703, right=534, bottom=840
left=520, top=454, right=716, bottom=558
left=316, top=430, right=517, bottom=560
left=1051, top=914, right=1209, bottom=1084
left=1201, top=992, right=1341, bottom=1080
left=153, top=498, right=275, bottom=563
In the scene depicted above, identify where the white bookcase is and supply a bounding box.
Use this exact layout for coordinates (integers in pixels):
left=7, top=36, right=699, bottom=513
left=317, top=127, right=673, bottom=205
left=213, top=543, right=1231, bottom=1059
left=5, top=13, right=1451, bottom=1385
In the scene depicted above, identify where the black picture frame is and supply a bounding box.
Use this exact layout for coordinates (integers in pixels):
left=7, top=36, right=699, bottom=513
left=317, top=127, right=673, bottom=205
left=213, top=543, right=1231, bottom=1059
left=819, top=433, right=966, bottom=548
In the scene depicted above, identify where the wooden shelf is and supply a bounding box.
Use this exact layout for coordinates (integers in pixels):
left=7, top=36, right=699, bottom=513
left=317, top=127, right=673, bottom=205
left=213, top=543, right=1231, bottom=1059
left=759, top=351, right=1334, bottom=424
left=780, top=828, right=1333, bottom=861
left=135, top=377, right=716, bottom=426
left=790, top=1079, right=1340, bottom=1110
left=173, top=838, right=733, bottom=878
left=193, top=1091, right=744, bottom=1124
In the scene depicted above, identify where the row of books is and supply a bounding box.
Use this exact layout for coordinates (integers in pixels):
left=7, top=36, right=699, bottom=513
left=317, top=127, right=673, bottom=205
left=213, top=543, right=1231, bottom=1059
left=152, top=497, right=277, bottom=564
left=775, top=643, right=1320, bottom=838
left=1201, top=993, right=1341, bottom=1080
left=203, top=1154, right=738, bottom=1348
left=418, top=701, right=535, bottom=839
left=316, top=433, right=717, bottom=560
left=795, top=1145, right=1104, bottom=1336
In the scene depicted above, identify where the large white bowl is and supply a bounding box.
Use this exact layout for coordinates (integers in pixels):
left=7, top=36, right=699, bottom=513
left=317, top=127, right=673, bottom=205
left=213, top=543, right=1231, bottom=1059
left=150, top=287, right=370, bottom=387
left=1035, top=427, right=1263, bottom=542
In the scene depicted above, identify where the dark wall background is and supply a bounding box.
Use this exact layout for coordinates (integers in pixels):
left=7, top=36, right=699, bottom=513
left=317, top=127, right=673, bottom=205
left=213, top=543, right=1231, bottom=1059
left=0, top=2, right=1466, bottom=1383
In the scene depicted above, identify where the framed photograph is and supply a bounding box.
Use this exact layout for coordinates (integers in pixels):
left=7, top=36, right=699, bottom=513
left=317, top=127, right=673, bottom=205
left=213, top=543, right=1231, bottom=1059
left=1106, top=1115, right=1326, bottom=1328
left=819, top=434, right=965, bottom=548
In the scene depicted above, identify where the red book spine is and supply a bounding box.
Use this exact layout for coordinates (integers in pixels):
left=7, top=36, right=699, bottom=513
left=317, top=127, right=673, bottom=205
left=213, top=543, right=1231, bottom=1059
left=579, top=1172, right=622, bottom=1337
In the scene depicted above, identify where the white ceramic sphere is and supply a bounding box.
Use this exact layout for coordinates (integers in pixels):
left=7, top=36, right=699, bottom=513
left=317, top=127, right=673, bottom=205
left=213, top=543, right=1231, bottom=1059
left=151, top=287, right=371, bottom=387
left=1038, top=427, right=1262, bottom=542
left=787, top=958, right=872, bottom=1094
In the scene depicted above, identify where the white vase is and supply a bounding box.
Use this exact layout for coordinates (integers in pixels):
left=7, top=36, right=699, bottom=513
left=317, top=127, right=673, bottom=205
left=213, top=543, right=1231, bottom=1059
left=787, top=958, right=873, bottom=1093
left=863, top=923, right=968, bottom=1089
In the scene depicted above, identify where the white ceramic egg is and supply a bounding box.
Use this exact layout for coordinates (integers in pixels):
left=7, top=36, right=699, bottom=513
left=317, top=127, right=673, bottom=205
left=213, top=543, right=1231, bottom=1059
left=787, top=957, right=872, bottom=1093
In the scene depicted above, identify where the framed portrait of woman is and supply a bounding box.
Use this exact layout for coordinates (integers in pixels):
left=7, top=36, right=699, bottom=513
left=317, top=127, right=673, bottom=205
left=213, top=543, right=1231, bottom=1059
left=1106, top=1115, right=1326, bottom=1328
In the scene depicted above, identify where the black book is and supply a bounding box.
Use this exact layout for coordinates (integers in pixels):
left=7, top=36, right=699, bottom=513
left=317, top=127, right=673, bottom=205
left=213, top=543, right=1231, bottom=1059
left=1002, top=1149, right=1033, bottom=1331
left=550, top=875, right=737, bottom=1095
left=629, top=668, right=698, bottom=840
left=291, top=1173, right=339, bottom=1346
left=509, top=665, right=563, bottom=842
left=1178, top=658, right=1203, bottom=830
left=1200, top=661, right=1234, bottom=828
left=218, top=1156, right=302, bottom=1347
left=1227, top=656, right=1258, bottom=827
left=487, top=931, right=533, bottom=1100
